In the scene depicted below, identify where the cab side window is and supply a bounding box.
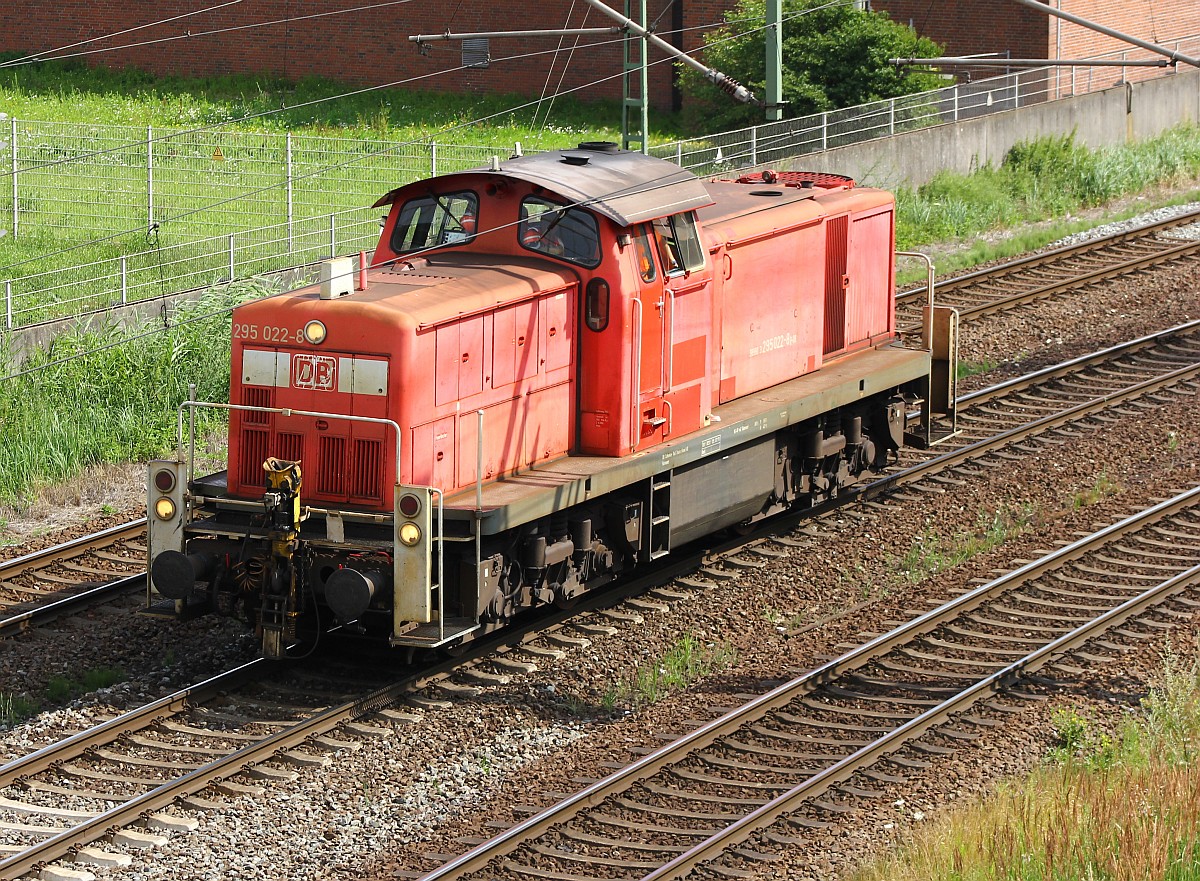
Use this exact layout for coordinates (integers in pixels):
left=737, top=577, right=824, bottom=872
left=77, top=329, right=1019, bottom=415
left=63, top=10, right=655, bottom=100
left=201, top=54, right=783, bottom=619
left=391, top=190, right=478, bottom=253
left=519, top=196, right=601, bottom=268
left=652, top=212, right=705, bottom=276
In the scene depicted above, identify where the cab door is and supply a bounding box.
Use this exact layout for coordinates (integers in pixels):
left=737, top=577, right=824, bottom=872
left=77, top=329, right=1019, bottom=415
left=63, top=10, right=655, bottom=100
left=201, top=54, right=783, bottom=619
left=628, top=224, right=667, bottom=451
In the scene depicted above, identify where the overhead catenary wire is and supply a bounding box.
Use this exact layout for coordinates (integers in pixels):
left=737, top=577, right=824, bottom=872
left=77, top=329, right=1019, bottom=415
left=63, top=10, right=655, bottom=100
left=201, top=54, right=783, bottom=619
left=0, top=0, right=248, bottom=68
left=2, top=159, right=713, bottom=382
left=3, top=0, right=862, bottom=379
left=0, top=0, right=422, bottom=69
left=0, top=2, right=845, bottom=279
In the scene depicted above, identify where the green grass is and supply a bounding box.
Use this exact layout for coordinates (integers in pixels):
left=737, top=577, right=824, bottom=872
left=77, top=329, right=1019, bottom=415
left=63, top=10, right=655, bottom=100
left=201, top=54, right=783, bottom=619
left=896, top=505, right=1034, bottom=585
left=851, top=638, right=1200, bottom=881
left=0, top=55, right=682, bottom=143
left=894, top=128, right=1200, bottom=254
left=0, top=280, right=265, bottom=506
left=45, top=667, right=126, bottom=703
left=1072, top=473, right=1120, bottom=510
left=956, top=360, right=997, bottom=381
left=603, top=635, right=737, bottom=710
left=0, top=58, right=684, bottom=319
left=0, top=691, right=38, bottom=727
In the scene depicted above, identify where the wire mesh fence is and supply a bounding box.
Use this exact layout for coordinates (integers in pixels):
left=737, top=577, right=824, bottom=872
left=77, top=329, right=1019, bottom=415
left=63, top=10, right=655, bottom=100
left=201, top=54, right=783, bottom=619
left=3, top=36, right=1199, bottom=331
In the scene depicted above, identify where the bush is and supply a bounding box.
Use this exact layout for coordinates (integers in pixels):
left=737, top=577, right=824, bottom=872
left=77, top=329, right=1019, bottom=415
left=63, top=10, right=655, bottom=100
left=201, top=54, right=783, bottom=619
left=679, top=0, right=944, bottom=132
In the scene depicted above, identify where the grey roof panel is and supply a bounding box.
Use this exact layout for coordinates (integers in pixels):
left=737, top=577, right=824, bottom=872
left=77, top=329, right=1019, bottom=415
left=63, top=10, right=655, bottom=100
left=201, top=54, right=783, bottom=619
left=374, top=146, right=712, bottom=227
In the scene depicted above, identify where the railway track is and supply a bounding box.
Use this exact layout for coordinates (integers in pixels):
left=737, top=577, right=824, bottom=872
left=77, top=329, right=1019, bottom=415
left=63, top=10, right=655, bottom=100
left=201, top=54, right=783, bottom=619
left=411, top=485, right=1200, bottom=881
left=6, top=221, right=1197, bottom=644
left=0, top=521, right=146, bottom=638
left=3, top=317, right=1198, bottom=879
left=896, top=207, right=1200, bottom=331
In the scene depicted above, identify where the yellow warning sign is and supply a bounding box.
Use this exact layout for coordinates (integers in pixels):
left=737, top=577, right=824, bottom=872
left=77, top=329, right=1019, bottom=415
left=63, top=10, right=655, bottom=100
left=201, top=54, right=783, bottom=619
left=213, top=146, right=225, bottom=161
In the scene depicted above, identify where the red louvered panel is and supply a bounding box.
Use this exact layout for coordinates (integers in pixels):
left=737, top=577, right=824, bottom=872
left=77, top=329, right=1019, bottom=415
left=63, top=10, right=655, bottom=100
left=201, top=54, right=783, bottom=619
left=318, top=435, right=347, bottom=497
left=240, top=429, right=269, bottom=488
left=242, top=386, right=272, bottom=424
left=351, top=438, right=383, bottom=501
left=276, top=432, right=304, bottom=466
left=823, top=215, right=849, bottom=355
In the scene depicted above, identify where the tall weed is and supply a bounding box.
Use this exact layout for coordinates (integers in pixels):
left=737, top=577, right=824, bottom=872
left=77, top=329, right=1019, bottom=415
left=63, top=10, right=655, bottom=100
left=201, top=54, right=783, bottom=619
left=0, top=280, right=269, bottom=504
left=896, top=126, right=1200, bottom=249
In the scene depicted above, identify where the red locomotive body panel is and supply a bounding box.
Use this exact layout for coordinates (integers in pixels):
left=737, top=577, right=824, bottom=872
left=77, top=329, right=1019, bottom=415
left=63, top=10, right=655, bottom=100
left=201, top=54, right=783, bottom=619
left=699, top=180, right=897, bottom=405
left=148, top=146, right=950, bottom=659
left=227, top=256, right=581, bottom=506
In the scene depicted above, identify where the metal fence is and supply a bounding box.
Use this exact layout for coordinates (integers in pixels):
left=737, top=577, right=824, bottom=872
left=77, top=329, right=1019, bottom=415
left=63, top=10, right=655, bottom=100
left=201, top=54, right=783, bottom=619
left=3, top=34, right=1200, bottom=332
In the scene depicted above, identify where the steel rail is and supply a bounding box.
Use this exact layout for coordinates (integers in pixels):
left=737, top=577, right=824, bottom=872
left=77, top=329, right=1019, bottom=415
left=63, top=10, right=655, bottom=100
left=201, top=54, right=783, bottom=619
left=897, top=206, right=1200, bottom=305
left=0, top=518, right=148, bottom=637
left=0, top=535, right=716, bottom=881
left=860, top=339, right=1200, bottom=502
left=939, top=237, right=1200, bottom=325
left=416, top=485, right=1200, bottom=880
left=0, top=518, right=145, bottom=575
left=648, top=540, right=1200, bottom=878
left=0, top=573, right=144, bottom=638
left=954, top=319, right=1200, bottom=407
left=0, top=659, right=269, bottom=788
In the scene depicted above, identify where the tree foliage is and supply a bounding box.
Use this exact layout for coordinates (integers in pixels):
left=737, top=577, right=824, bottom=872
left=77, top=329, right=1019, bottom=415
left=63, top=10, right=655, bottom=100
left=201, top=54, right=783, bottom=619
left=679, top=0, right=945, bottom=132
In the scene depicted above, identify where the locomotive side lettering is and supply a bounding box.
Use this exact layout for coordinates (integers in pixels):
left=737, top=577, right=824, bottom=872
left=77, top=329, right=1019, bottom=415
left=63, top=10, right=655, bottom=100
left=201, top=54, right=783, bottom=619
left=146, top=147, right=956, bottom=659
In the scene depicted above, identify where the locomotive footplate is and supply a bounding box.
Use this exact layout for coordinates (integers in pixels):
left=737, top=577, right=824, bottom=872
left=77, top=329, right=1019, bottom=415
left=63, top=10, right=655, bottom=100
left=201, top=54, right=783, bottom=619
left=440, top=342, right=933, bottom=534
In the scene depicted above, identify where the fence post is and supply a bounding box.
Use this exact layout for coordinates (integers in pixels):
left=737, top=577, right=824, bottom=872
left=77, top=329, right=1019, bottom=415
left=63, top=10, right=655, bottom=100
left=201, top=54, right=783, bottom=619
left=889, top=99, right=895, bottom=135
left=953, top=85, right=959, bottom=122
left=9, top=118, right=16, bottom=239
left=750, top=125, right=757, bottom=167
left=147, top=125, right=154, bottom=235
left=821, top=112, right=828, bottom=151
left=5, top=280, right=11, bottom=330
left=286, top=133, right=294, bottom=253
left=329, top=213, right=336, bottom=257
left=228, top=234, right=235, bottom=281
left=120, top=256, right=128, bottom=305
left=430, top=142, right=438, bottom=177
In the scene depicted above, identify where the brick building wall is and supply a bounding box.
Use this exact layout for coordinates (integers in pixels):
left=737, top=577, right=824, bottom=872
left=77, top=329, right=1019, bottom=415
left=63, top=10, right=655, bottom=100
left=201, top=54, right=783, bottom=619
left=0, top=1, right=708, bottom=110
left=873, top=0, right=1200, bottom=91
left=1, top=2, right=1196, bottom=112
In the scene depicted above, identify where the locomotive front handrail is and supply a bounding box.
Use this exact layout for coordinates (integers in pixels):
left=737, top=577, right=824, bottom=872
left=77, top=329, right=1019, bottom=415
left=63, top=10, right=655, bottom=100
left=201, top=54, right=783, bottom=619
left=175, top=401, right=403, bottom=496
left=631, top=297, right=643, bottom=452
left=896, top=250, right=935, bottom=348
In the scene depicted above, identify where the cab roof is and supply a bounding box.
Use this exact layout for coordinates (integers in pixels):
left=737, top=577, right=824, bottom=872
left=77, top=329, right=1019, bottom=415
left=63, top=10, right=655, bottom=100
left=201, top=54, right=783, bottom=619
left=373, top=143, right=713, bottom=228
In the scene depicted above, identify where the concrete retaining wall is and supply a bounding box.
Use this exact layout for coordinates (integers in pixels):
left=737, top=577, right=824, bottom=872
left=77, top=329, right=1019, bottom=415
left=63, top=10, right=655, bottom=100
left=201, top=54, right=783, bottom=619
left=788, top=68, right=1200, bottom=188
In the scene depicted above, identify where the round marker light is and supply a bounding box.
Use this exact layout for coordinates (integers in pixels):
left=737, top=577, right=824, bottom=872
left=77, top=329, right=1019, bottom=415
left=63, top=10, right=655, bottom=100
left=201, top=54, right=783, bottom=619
left=154, top=497, right=177, bottom=520
left=398, top=493, right=422, bottom=518
left=153, top=468, right=176, bottom=493
left=303, top=320, right=327, bottom=345
left=398, top=522, right=422, bottom=547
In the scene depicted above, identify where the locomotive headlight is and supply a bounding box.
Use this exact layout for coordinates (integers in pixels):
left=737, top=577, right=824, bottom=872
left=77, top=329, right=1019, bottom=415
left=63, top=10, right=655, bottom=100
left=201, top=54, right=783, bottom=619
left=153, top=468, right=176, bottom=493
left=398, top=493, right=422, bottom=518
left=154, top=497, right=177, bottom=520
left=398, top=522, right=422, bottom=547
left=303, top=320, right=327, bottom=345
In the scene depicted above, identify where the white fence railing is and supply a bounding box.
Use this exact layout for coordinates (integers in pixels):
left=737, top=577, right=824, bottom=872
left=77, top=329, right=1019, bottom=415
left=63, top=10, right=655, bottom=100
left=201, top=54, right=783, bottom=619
left=3, top=34, right=1199, bottom=331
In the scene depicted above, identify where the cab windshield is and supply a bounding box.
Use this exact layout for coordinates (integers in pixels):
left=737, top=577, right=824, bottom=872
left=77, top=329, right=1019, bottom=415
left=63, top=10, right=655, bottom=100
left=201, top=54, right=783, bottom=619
left=391, top=190, right=479, bottom=254
left=518, top=196, right=601, bottom=267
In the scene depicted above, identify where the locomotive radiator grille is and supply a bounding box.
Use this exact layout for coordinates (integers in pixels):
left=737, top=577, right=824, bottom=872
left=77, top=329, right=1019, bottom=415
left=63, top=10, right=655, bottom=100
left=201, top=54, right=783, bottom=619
left=239, top=429, right=270, bottom=488
left=351, top=439, right=384, bottom=502
left=276, top=432, right=304, bottom=466
left=317, top=435, right=348, bottom=496
left=242, top=386, right=272, bottom=424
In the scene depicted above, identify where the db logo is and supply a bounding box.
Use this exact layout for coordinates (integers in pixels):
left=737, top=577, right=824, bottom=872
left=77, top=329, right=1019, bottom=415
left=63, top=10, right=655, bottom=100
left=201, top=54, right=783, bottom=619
left=292, top=354, right=337, bottom=391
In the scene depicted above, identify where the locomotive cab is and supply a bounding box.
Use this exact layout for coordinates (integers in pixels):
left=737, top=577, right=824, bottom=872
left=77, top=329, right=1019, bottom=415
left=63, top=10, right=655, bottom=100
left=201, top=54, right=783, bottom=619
left=146, top=145, right=956, bottom=659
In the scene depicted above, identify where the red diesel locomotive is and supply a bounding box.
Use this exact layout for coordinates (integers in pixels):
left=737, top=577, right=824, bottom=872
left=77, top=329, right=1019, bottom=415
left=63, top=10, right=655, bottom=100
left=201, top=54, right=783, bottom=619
left=147, top=143, right=957, bottom=658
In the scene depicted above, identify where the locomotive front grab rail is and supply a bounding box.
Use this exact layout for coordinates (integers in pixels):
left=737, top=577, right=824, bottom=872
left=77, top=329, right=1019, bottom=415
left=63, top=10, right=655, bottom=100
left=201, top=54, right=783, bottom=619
left=175, top=401, right=403, bottom=496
